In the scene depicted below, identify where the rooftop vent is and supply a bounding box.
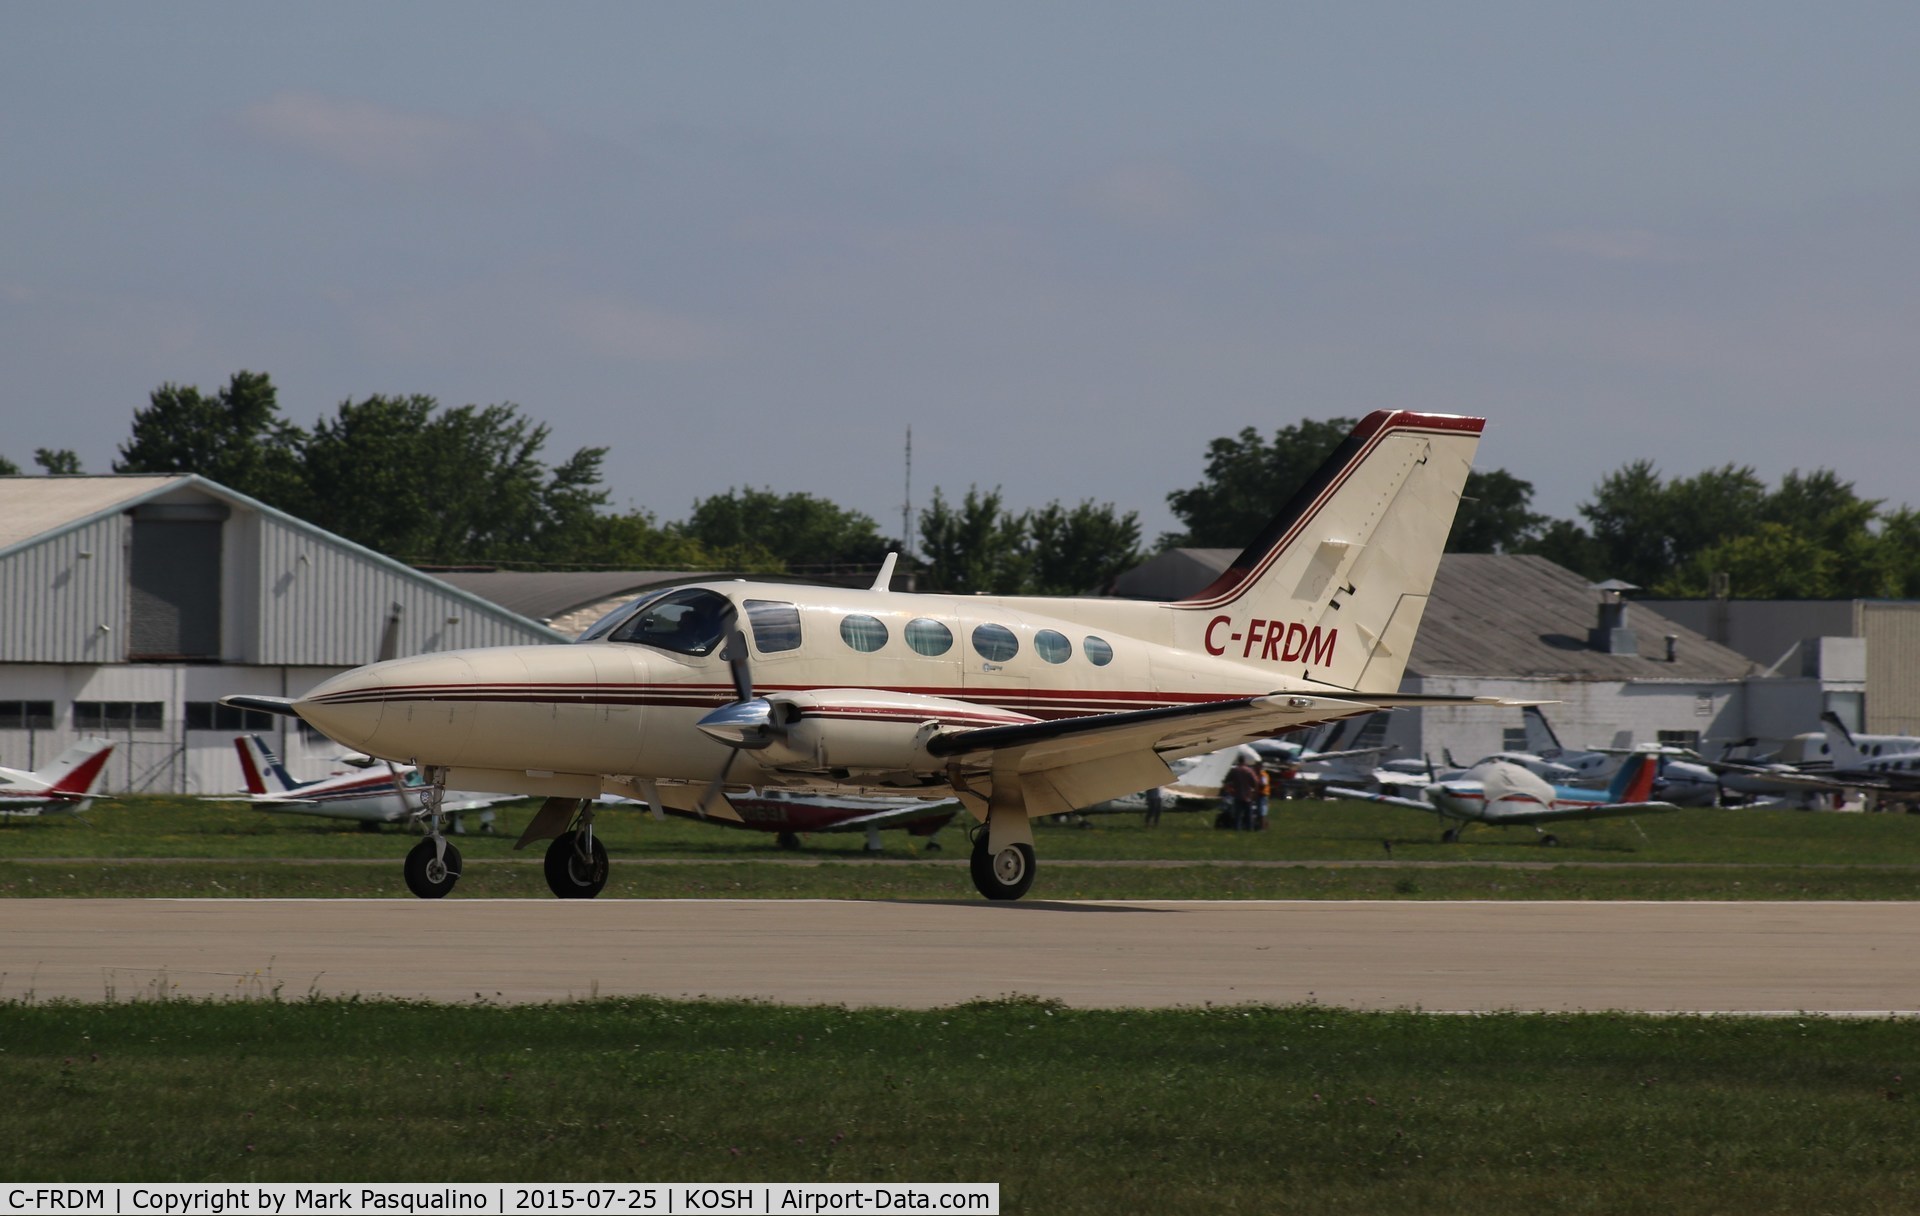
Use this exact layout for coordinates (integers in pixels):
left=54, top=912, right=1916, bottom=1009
left=1588, top=579, right=1639, bottom=656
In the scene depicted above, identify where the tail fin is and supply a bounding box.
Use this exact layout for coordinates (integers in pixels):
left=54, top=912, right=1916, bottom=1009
left=1818, top=711, right=1862, bottom=768
left=40, top=739, right=115, bottom=796
left=233, top=735, right=304, bottom=794
left=1171, top=411, right=1484, bottom=691
left=1608, top=752, right=1658, bottom=803
left=1522, top=706, right=1564, bottom=757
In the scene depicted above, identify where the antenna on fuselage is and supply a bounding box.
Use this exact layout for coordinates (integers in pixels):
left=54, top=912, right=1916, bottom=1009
left=870, top=552, right=898, bottom=593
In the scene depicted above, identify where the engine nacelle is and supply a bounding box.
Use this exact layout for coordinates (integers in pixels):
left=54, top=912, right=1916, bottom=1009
left=757, top=689, right=1036, bottom=775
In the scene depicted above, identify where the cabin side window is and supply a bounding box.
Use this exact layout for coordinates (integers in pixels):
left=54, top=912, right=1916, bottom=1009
left=905, top=618, right=953, bottom=656
left=840, top=614, right=889, bottom=653
left=972, top=623, right=1019, bottom=662
left=1084, top=636, right=1114, bottom=666
left=1034, top=629, right=1072, bottom=664
left=745, top=600, right=803, bottom=653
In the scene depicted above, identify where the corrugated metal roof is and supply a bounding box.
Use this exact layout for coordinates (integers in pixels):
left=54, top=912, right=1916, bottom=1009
left=1113, top=549, right=1757, bottom=681
left=1410, top=554, right=1756, bottom=680
left=0, top=476, right=182, bottom=552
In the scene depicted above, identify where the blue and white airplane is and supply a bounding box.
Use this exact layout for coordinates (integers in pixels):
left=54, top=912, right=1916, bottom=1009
left=1330, top=751, right=1676, bottom=845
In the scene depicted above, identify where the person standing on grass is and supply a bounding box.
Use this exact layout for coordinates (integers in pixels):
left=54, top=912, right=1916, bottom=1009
left=1143, top=785, right=1163, bottom=828
left=1223, top=757, right=1262, bottom=832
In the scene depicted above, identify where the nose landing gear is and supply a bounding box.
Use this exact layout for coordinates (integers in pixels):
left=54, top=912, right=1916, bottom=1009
left=403, top=770, right=462, bottom=899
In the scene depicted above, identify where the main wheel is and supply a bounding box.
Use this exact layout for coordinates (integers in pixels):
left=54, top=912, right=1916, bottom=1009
left=776, top=831, right=802, bottom=851
left=1539, top=833, right=1560, bottom=847
left=970, top=832, right=1036, bottom=901
left=403, top=838, right=461, bottom=899
left=544, top=830, right=609, bottom=899
left=1440, top=827, right=1460, bottom=843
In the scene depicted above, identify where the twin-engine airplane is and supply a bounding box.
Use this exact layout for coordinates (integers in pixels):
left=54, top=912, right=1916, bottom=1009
left=228, top=410, right=1522, bottom=900
left=0, top=738, right=115, bottom=816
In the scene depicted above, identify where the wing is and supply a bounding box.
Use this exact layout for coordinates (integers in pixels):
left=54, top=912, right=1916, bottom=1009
left=927, top=693, right=1525, bottom=818
left=1494, top=800, right=1679, bottom=825
left=1325, top=785, right=1436, bottom=812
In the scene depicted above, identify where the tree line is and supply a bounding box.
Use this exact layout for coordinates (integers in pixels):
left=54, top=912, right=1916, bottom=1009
left=7, top=374, right=1915, bottom=599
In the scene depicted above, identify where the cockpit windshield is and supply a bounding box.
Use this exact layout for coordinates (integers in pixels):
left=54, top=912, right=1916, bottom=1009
left=575, top=588, right=678, bottom=644
left=597, top=587, right=735, bottom=657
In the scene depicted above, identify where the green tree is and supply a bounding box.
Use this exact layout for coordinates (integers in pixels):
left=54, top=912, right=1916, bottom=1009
left=1167, top=417, right=1542, bottom=553
left=917, top=487, right=1029, bottom=595
left=1448, top=469, right=1547, bottom=554
left=298, top=395, right=609, bottom=566
left=114, top=370, right=305, bottom=501
left=679, top=488, right=891, bottom=573
left=1165, top=418, right=1355, bottom=548
left=1024, top=500, right=1143, bottom=595
left=0, top=453, right=19, bottom=475
left=34, top=448, right=81, bottom=474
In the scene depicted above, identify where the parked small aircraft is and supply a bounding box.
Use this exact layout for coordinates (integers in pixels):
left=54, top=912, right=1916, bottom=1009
left=1330, top=751, right=1675, bottom=845
left=0, top=738, right=115, bottom=815
left=686, top=787, right=959, bottom=851
left=228, top=410, right=1519, bottom=900
left=211, top=735, right=514, bottom=832
left=1713, top=713, right=1920, bottom=810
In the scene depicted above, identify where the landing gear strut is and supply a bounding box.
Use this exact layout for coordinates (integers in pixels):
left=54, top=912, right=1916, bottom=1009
left=544, top=803, right=609, bottom=899
left=403, top=769, right=461, bottom=899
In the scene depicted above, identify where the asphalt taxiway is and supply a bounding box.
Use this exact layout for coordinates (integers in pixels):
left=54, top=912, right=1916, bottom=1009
left=6, top=898, right=1919, bottom=1012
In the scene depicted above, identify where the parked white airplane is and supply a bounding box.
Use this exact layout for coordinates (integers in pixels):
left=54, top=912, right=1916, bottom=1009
left=0, top=738, right=115, bottom=815
left=1331, top=752, right=1675, bottom=845
left=1715, top=713, right=1920, bottom=810
left=228, top=410, right=1520, bottom=900
left=212, top=735, right=515, bottom=832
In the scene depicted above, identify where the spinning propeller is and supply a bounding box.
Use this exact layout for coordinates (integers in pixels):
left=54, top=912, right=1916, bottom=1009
left=692, top=629, right=779, bottom=815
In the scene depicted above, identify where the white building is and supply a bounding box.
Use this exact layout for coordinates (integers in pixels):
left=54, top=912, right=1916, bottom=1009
left=0, top=475, right=562, bottom=793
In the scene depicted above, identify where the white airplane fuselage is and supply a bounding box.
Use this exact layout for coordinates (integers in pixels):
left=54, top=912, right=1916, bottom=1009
left=296, top=587, right=1334, bottom=798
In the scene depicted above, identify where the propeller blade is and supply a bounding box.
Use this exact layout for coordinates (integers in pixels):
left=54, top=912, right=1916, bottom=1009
left=723, top=629, right=753, bottom=703
left=697, top=750, right=739, bottom=819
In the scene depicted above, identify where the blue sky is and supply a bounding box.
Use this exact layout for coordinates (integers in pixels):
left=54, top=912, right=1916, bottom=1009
left=5, top=3, right=1918, bottom=546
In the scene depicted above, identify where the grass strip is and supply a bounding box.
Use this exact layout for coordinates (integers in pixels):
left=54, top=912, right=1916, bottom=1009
left=10, top=795, right=1920, bottom=866
left=1, top=997, right=1916, bottom=1214
left=5, top=858, right=1920, bottom=900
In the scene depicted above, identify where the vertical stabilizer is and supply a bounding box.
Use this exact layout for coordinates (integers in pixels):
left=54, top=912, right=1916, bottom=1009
left=235, top=735, right=305, bottom=794
left=41, top=739, right=115, bottom=796
left=1171, top=411, right=1483, bottom=692
left=1607, top=752, right=1659, bottom=803
left=1523, top=706, right=1565, bottom=757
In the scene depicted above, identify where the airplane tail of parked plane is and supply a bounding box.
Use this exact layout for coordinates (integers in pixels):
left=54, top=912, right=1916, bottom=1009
left=1606, top=752, right=1659, bottom=803
left=1819, top=711, right=1864, bottom=769
left=234, top=735, right=305, bottom=795
left=1522, top=706, right=1565, bottom=757
left=35, top=737, right=116, bottom=797
left=1171, top=411, right=1483, bottom=692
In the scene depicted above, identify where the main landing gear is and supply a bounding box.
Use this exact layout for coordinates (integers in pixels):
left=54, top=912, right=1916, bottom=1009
left=969, top=823, right=1036, bottom=901
left=544, top=805, right=609, bottom=899
left=403, top=770, right=462, bottom=899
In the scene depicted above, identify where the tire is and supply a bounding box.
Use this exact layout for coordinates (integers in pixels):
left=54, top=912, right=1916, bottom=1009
left=1440, top=827, right=1460, bottom=843
left=1540, top=834, right=1560, bottom=847
left=776, top=831, right=802, bottom=851
left=403, top=838, right=461, bottom=899
left=970, top=832, right=1036, bottom=902
left=544, top=830, right=609, bottom=899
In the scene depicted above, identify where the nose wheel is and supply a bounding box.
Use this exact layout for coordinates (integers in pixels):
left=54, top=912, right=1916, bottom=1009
left=403, top=769, right=462, bottom=898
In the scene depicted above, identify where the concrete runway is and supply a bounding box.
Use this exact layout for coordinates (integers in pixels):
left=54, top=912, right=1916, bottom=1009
left=6, top=899, right=1919, bottom=1013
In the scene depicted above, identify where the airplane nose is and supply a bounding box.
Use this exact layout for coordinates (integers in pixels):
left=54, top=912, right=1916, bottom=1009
left=295, top=652, right=479, bottom=760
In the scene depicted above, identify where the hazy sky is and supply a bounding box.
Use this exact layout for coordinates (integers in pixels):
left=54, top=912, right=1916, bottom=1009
left=5, top=3, right=1918, bottom=548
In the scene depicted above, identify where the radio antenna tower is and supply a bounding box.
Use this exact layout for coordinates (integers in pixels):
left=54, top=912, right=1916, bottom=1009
left=901, top=426, right=914, bottom=559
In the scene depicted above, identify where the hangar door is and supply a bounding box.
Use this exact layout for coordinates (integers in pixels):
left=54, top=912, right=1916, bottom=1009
left=129, top=503, right=226, bottom=660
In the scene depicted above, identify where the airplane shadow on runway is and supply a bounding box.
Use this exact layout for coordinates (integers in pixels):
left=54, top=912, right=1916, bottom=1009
left=876, top=899, right=1177, bottom=913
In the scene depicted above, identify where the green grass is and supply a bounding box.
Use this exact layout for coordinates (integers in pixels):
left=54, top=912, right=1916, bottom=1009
left=9, top=794, right=1920, bottom=865
left=7, top=795, right=1920, bottom=901
left=6, top=858, right=1920, bottom=901
left=2, top=997, right=1917, bottom=1214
